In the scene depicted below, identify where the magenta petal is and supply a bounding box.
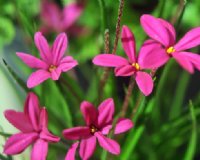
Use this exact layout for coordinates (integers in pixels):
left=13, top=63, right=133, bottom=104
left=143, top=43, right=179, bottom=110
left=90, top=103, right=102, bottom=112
left=58, top=56, right=78, bottom=72
left=51, top=68, right=62, bottom=80
left=65, top=142, right=79, bottom=160
left=140, top=14, right=170, bottom=47
left=34, top=32, right=51, bottom=62
left=158, top=18, right=176, bottom=44
left=39, top=108, right=48, bottom=129
left=174, top=27, right=200, bottom=51
left=4, top=110, right=33, bottom=132
left=114, top=65, right=135, bottom=77
left=101, top=125, right=112, bottom=135
left=40, top=128, right=60, bottom=142
left=179, top=52, right=200, bottom=71
left=63, top=127, right=90, bottom=140
left=114, top=118, right=134, bottom=134
left=79, top=136, right=96, bottom=160
left=93, top=54, right=128, bottom=67
left=41, top=1, right=61, bottom=30
left=52, top=33, right=68, bottom=65
left=24, top=92, right=40, bottom=131
left=172, top=52, right=194, bottom=73
left=27, top=69, right=51, bottom=88
left=135, top=71, right=154, bottom=96
left=121, top=25, right=136, bottom=62
left=63, top=3, right=83, bottom=29
left=16, top=52, right=48, bottom=69
left=98, top=98, right=114, bottom=127
left=31, top=139, right=48, bottom=160
left=138, top=41, right=169, bottom=69
left=4, top=132, right=38, bottom=155
left=95, top=132, right=120, bottom=155
left=80, top=101, right=98, bottom=126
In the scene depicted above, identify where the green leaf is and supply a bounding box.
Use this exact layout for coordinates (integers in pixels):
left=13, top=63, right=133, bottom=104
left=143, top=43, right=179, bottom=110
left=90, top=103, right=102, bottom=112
left=183, top=101, right=197, bottom=160
left=120, top=126, right=145, bottom=159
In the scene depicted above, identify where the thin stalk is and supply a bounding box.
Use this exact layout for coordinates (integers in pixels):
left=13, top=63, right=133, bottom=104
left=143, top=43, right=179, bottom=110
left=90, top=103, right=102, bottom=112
left=59, top=77, right=82, bottom=103
left=98, top=30, right=110, bottom=101
left=130, top=92, right=143, bottom=119
left=170, top=0, right=187, bottom=25
left=120, top=77, right=135, bottom=117
left=112, top=0, right=125, bottom=54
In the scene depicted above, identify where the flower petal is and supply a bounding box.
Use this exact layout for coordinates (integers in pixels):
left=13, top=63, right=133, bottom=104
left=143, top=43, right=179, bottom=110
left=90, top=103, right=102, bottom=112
left=79, top=136, right=96, bottom=160
left=80, top=101, right=98, bottom=126
left=95, top=132, right=120, bottom=155
left=52, top=33, right=68, bottom=65
left=140, top=14, right=171, bottom=47
left=27, top=69, right=51, bottom=88
left=58, top=56, right=78, bottom=72
left=24, top=92, right=40, bottom=131
left=34, top=32, right=51, bottom=62
left=174, top=27, right=200, bottom=51
left=179, top=52, right=200, bottom=71
left=4, top=132, right=38, bottom=155
left=114, top=65, right=135, bottom=76
left=172, top=52, right=194, bottom=73
left=114, top=118, right=134, bottom=134
left=101, top=119, right=134, bottom=135
left=158, top=18, right=176, bottom=45
left=40, top=128, right=60, bottom=142
left=4, top=110, right=33, bottom=132
left=121, top=25, right=136, bottom=62
left=31, top=139, right=48, bottom=160
left=93, top=54, right=128, bottom=67
left=16, top=52, right=48, bottom=69
left=98, top=98, right=114, bottom=127
left=65, top=142, right=79, bottom=160
left=41, top=1, right=61, bottom=30
left=135, top=71, right=154, bottom=96
left=138, top=40, right=169, bottom=69
left=51, top=68, right=62, bottom=80
left=63, top=127, right=91, bottom=140
left=63, top=3, right=83, bottom=29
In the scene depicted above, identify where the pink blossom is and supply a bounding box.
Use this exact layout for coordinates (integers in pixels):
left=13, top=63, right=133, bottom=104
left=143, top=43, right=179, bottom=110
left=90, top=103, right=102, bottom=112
left=63, top=98, right=133, bottom=160
left=3, top=92, right=60, bottom=160
left=93, top=25, right=157, bottom=96
left=17, top=32, right=78, bottom=88
left=140, top=14, right=200, bottom=73
left=40, top=0, right=83, bottom=33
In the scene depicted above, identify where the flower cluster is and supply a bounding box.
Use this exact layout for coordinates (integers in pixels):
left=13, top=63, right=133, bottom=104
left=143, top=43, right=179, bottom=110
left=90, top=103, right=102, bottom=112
left=3, top=11, right=200, bottom=160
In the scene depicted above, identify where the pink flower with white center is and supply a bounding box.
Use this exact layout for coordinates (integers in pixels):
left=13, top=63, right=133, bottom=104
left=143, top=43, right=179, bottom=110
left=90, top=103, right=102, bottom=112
left=40, top=0, right=83, bottom=33
left=63, top=98, right=134, bottom=160
left=93, top=25, right=157, bottom=96
left=140, top=14, right=200, bottom=73
left=3, top=92, right=60, bottom=160
left=17, top=32, right=78, bottom=88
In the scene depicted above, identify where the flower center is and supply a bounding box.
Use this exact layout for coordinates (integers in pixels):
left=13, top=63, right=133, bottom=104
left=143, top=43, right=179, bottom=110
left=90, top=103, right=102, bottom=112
left=90, top=125, right=98, bottom=134
left=132, top=63, right=140, bottom=71
left=48, top=65, right=57, bottom=72
left=166, top=46, right=176, bottom=55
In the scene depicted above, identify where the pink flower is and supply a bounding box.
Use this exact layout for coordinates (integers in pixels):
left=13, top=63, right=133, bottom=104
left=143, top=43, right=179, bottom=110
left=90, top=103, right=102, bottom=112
left=140, top=14, right=200, bottom=73
left=63, top=98, right=133, bottom=160
left=93, top=25, right=157, bottom=96
left=40, top=0, right=83, bottom=33
left=3, top=92, right=60, bottom=160
left=17, top=32, right=78, bottom=88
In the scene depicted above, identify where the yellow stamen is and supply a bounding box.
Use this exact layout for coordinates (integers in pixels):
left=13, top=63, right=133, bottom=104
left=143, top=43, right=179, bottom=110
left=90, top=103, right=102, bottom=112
left=166, top=46, right=176, bottom=54
left=132, top=63, right=140, bottom=70
left=48, top=65, right=57, bottom=72
left=90, top=125, right=98, bottom=134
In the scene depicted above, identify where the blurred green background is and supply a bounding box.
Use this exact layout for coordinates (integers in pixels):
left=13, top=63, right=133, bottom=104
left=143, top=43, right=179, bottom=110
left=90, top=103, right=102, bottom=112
left=1, top=0, right=200, bottom=159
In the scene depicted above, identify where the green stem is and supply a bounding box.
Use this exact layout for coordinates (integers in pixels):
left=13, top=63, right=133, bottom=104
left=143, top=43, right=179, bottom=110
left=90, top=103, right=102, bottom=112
left=98, top=0, right=107, bottom=36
